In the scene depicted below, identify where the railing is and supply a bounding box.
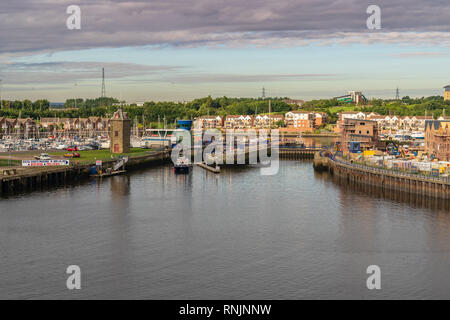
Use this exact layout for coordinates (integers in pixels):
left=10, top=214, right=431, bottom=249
left=327, top=154, right=450, bottom=184
left=279, top=145, right=323, bottom=150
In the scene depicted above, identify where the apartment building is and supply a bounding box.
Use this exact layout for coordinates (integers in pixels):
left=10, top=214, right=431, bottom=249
left=340, top=119, right=379, bottom=153
left=314, top=112, right=328, bottom=127
left=284, top=111, right=316, bottom=131
left=224, top=115, right=254, bottom=129
left=254, top=114, right=284, bottom=128
left=194, top=115, right=224, bottom=129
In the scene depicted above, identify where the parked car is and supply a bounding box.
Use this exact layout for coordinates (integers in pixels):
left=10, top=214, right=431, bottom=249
left=79, top=145, right=94, bottom=151
left=34, top=153, right=51, bottom=160
left=67, top=146, right=78, bottom=151
left=56, top=144, right=68, bottom=150
left=64, top=152, right=80, bottom=158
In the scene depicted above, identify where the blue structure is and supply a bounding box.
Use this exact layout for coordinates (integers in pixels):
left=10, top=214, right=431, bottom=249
left=177, top=120, right=193, bottom=131
left=349, top=141, right=361, bottom=153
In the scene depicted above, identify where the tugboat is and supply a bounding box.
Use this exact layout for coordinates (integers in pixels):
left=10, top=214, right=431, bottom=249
left=174, top=156, right=192, bottom=174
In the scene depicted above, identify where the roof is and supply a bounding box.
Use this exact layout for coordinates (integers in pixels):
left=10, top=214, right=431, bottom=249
left=111, top=108, right=129, bottom=120
left=425, top=120, right=450, bottom=131
left=197, top=115, right=222, bottom=120
left=287, top=110, right=310, bottom=114
left=444, top=85, right=450, bottom=90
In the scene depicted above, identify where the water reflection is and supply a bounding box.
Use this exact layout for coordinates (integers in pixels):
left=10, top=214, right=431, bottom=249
left=314, top=170, right=450, bottom=211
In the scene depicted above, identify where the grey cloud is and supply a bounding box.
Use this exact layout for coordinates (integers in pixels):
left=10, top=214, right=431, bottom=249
left=0, top=0, right=449, bottom=55
left=0, top=61, right=181, bottom=85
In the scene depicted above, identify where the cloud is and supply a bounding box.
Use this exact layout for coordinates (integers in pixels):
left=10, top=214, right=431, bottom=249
left=387, top=51, right=450, bottom=58
left=0, top=61, right=180, bottom=85
left=0, top=0, right=449, bottom=55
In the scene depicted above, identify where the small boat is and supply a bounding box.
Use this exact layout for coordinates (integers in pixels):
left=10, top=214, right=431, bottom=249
left=174, top=157, right=192, bottom=174
left=90, top=167, right=127, bottom=178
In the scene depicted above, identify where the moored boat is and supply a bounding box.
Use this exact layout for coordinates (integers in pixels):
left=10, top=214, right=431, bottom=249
left=174, top=157, right=192, bottom=174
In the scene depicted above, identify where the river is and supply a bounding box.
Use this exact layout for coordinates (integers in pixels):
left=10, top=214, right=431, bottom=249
left=0, top=140, right=450, bottom=299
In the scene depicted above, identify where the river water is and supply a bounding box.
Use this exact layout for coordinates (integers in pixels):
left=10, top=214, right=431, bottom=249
left=1, top=141, right=450, bottom=299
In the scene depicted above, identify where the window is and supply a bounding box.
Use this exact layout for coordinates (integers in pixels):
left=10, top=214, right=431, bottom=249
left=115, top=131, right=119, bottom=137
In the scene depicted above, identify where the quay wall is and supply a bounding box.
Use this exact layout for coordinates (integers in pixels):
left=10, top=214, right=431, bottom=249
left=0, top=150, right=170, bottom=196
left=314, top=155, right=450, bottom=200
left=279, top=148, right=319, bottom=160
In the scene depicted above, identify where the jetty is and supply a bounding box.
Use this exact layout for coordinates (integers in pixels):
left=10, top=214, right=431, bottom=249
left=197, top=162, right=221, bottom=173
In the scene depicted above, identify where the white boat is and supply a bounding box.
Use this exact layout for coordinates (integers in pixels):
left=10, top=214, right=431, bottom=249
left=101, top=141, right=110, bottom=149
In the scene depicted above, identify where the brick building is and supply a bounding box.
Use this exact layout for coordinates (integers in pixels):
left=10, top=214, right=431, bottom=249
left=284, top=111, right=316, bottom=131
left=444, top=85, right=450, bottom=101
left=194, top=115, right=223, bottom=129
left=314, top=112, right=328, bottom=127
left=110, top=108, right=131, bottom=154
left=340, top=119, right=379, bottom=153
left=425, top=120, right=450, bottom=161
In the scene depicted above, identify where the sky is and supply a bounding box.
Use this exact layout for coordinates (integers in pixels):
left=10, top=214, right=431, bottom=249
left=0, top=0, right=449, bottom=102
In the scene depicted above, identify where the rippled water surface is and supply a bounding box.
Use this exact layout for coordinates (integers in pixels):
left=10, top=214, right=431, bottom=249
left=1, top=158, right=449, bottom=299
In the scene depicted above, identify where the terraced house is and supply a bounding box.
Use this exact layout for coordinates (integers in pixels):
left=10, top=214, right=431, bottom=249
left=0, top=117, right=37, bottom=138
left=224, top=115, right=254, bottom=129
left=194, top=115, right=223, bottom=129
left=254, top=114, right=284, bottom=128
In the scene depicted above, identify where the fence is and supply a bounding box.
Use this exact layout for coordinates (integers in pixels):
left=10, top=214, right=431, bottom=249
left=327, top=154, right=450, bottom=184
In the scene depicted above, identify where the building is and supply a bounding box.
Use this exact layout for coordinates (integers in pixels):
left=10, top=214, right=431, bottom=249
left=282, top=99, right=305, bottom=107
left=314, top=112, right=328, bottom=127
left=336, top=112, right=379, bottom=132
left=110, top=108, right=131, bottom=154
left=425, top=120, right=450, bottom=161
left=0, top=117, right=37, bottom=138
left=285, top=111, right=316, bottom=131
left=224, top=115, right=254, bottom=129
left=194, top=116, right=223, bottom=129
left=335, top=91, right=368, bottom=105
left=347, top=113, right=434, bottom=133
left=254, top=114, right=284, bottom=128
left=340, top=119, right=379, bottom=153
left=444, top=85, right=450, bottom=101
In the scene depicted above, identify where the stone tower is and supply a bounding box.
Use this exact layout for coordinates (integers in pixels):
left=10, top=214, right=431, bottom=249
left=110, top=108, right=131, bottom=154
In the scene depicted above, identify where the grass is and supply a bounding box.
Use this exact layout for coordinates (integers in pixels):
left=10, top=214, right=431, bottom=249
left=0, top=159, right=21, bottom=167
left=49, top=148, right=152, bottom=163
left=327, top=106, right=359, bottom=113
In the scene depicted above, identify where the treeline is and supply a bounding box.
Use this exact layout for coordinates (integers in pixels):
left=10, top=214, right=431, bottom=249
left=1, top=95, right=449, bottom=125
left=360, top=96, right=450, bottom=117
left=0, top=96, right=293, bottom=124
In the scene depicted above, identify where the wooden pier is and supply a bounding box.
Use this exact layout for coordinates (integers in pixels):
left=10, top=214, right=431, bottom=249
left=197, top=163, right=221, bottom=173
